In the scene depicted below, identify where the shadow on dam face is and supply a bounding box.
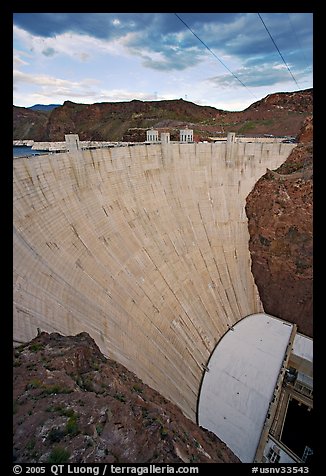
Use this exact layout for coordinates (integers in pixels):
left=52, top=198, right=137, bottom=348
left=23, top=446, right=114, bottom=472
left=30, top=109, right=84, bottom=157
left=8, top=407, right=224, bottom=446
left=13, top=141, right=295, bottom=421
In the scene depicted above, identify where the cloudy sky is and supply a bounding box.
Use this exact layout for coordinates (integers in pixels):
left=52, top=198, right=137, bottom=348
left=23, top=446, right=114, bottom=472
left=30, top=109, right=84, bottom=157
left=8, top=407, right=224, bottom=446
left=13, top=12, right=313, bottom=111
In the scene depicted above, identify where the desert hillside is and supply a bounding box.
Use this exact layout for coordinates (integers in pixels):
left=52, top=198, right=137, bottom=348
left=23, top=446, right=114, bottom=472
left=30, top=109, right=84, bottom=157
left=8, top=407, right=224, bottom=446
left=13, top=332, right=240, bottom=464
left=13, top=88, right=312, bottom=142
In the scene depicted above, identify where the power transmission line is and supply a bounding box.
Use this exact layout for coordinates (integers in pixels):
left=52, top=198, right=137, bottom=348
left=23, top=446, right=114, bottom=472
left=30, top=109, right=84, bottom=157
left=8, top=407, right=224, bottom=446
left=257, top=13, right=301, bottom=88
left=174, top=13, right=257, bottom=99
left=286, top=13, right=310, bottom=69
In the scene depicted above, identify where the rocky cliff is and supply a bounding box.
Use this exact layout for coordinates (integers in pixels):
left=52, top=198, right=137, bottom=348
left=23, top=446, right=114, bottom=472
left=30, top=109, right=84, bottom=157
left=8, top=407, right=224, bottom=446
left=13, top=106, right=50, bottom=141
left=13, top=89, right=312, bottom=142
left=13, top=332, right=240, bottom=464
left=246, top=116, right=313, bottom=336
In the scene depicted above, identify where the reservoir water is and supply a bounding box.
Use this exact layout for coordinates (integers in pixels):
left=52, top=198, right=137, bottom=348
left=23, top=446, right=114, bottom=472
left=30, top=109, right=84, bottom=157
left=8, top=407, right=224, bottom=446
left=13, top=146, right=45, bottom=158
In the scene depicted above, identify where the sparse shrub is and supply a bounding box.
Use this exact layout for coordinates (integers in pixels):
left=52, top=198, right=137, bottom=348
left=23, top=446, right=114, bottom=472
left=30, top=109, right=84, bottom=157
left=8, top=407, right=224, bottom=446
left=96, top=424, right=103, bottom=435
left=143, top=418, right=153, bottom=427
left=48, top=405, right=75, bottom=417
left=91, top=361, right=100, bottom=370
left=26, top=379, right=42, bottom=390
left=77, top=376, right=94, bottom=392
left=259, top=235, right=271, bottom=247
left=60, top=407, right=75, bottom=417
left=296, top=259, right=309, bottom=273
left=47, top=446, right=70, bottom=464
left=16, top=344, right=26, bottom=353
left=132, top=384, right=143, bottom=393
left=29, top=343, right=45, bottom=352
left=160, top=427, right=168, bottom=438
left=42, top=384, right=72, bottom=395
left=287, top=225, right=299, bottom=240
left=190, top=454, right=199, bottom=463
left=65, top=414, right=79, bottom=436
left=48, top=428, right=66, bottom=443
left=182, top=431, right=189, bottom=443
left=114, top=393, right=126, bottom=403
left=26, top=363, right=37, bottom=370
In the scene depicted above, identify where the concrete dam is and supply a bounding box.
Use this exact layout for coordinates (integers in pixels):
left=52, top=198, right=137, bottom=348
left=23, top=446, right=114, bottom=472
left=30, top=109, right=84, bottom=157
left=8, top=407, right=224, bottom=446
left=13, top=139, right=295, bottom=423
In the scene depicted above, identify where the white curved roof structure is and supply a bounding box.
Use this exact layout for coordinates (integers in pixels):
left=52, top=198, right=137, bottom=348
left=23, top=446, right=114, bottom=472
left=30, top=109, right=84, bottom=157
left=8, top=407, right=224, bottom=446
left=198, top=313, right=294, bottom=462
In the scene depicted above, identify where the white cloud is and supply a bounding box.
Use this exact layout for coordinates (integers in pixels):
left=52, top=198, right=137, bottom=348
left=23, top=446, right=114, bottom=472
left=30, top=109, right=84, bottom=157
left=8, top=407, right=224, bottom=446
left=14, top=70, right=78, bottom=87
left=13, top=55, right=28, bottom=67
left=13, top=69, right=159, bottom=105
left=13, top=25, right=134, bottom=63
left=13, top=47, right=31, bottom=67
left=97, top=89, right=157, bottom=102
left=13, top=69, right=101, bottom=102
left=273, top=64, right=288, bottom=70
left=12, top=14, right=312, bottom=111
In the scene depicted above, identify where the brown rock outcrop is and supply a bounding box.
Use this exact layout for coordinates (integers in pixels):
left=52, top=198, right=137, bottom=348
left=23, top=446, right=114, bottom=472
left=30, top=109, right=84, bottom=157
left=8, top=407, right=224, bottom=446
left=296, top=115, right=313, bottom=143
left=13, top=332, right=240, bottom=464
left=246, top=119, right=313, bottom=336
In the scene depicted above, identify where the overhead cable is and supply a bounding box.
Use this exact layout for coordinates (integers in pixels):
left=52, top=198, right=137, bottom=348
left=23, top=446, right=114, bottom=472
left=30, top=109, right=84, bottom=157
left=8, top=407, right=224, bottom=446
left=257, top=13, right=301, bottom=88
left=174, top=13, right=257, bottom=99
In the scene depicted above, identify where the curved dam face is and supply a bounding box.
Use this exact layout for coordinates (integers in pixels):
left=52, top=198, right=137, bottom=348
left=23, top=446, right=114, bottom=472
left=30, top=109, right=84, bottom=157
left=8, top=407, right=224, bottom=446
left=13, top=141, right=295, bottom=420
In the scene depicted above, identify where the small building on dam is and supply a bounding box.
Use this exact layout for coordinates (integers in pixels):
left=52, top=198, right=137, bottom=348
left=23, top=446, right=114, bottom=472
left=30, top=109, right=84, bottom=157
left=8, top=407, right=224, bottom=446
left=13, top=134, right=312, bottom=463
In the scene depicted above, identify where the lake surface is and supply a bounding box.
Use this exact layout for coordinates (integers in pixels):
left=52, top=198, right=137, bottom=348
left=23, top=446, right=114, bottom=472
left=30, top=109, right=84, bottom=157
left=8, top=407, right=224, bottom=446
left=13, top=146, right=45, bottom=158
